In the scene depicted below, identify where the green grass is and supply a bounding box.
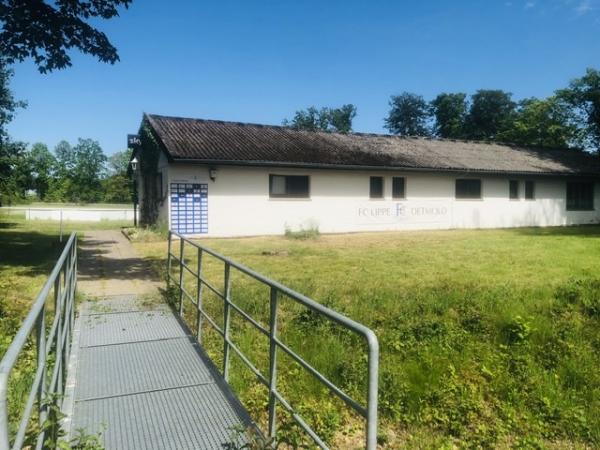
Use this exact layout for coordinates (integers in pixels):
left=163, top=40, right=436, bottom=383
left=0, top=214, right=130, bottom=444
left=135, top=226, right=600, bottom=448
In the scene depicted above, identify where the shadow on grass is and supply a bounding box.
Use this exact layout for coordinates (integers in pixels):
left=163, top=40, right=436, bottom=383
left=0, top=230, right=65, bottom=271
left=0, top=222, right=18, bottom=229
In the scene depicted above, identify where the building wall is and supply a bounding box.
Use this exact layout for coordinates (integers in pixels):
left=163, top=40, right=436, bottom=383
left=162, top=164, right=600, bottom=237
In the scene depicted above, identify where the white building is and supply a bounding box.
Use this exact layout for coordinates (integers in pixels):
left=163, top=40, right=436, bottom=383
left=132, top=114, right=600, bottom=237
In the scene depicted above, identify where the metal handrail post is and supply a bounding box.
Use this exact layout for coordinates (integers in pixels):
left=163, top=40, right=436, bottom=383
left=166, top=231, right=172, bottom=289
left=267, top=287, right=279, bottom=440
left=0, top=373, right=8, bottom=450
left=196, top=248, right=204, bottom=342
left=366, top=334, right=379, bottom=450
left=36, top=307, right=47, bottom=433
left=178, top=237, right=185, bottom=316
left=70, top=240, right=77, bottom=336
left=54, top=276, right=63, bottom=395
left=222, top=263, right=232, bottom=381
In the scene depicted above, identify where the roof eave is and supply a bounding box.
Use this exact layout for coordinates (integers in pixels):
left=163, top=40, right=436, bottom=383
left=167, top=158, right=600, bottom=178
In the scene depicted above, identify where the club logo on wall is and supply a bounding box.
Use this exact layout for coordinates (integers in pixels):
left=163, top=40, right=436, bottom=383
left=357, top=201, right=450, bottom=225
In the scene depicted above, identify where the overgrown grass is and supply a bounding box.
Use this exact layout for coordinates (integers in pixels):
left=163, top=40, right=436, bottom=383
left=0, top=213, right=129, bottom=444
left=135, top=226, right=600, bottom=448
left=122, top=221, right=169, bottom=242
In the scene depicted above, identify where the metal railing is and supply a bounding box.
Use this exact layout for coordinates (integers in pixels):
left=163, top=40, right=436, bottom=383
left=0, top=233, right=77, bottom=450
left=167, top=231, right=379, bottom=449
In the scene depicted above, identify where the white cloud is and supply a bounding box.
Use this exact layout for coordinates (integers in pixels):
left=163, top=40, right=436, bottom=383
left=525, top=1, right=536, bottom=9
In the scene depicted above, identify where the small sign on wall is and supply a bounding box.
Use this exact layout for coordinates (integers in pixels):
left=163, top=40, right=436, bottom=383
left=127, top=134, right=141, bottom=147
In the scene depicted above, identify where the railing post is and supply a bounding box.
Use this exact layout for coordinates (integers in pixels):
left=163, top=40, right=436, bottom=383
left=63, top=251, right=71, bottom=365
left=0, top=373, right=9, bottom=450
left=54, top=276, right=63, bottom=396
left=196, top=248, right=204, bottom=342
left=36, top=305, right=47, bottom=434
left=178, top=237, right=185, bottom=317
left=167, top=231, right=172, bottom=289
left=222, top=262, right=232, bottom=381
left=267, top=287, right=279, bottom=440
left=366, top=336, right=380, bottom=450
left=70, top=240, right=76, bottom=337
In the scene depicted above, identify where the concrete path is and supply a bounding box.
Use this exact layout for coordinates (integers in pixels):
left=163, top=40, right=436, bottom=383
left=77, top=230, right=161, bottom=297
left=63, top=230, right=253, bottom=449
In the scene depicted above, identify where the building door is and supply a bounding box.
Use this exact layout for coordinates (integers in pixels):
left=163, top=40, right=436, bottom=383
left=170, top=183, right=208, bottom=234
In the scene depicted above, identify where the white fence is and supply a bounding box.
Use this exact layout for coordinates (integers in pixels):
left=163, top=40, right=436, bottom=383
left=1, top=207, right=137, bottom=222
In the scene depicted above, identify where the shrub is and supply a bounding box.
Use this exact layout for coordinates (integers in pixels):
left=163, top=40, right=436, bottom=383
left=284, top=225, right=320, bottom=240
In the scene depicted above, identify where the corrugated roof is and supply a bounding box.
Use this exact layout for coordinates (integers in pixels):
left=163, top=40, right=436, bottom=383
left=145, top=113, right=600, bottom=176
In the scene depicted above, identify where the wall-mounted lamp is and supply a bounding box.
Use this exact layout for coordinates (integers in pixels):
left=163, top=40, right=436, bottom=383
left=130, top=156, right=139, bottom=172
left=209, top=167, right=218, bottom=182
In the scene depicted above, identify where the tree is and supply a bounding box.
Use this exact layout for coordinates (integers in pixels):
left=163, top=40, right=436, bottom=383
left=71, top=138, right=107, bottom=202
left=103, top=149, right=132, bottom=203
left=328, top=104, right=357, bottom=134
left=430, top=93, right=468, bottom=139
left=0, top=0, right=132, bottom=73
left=0, top=140, right=28, bottom=205
left=557, top=68, right=600, bottom=152
left=384, top=92, right=431, bottom=136
left=54, top=140, right=76, bottom=174
left=28, top=142, right=56, bottom=200
left=47, top=140, right=75, bottom=201
left=102, top=174, right=131, bottom=203
left=283, top=104, right=357, bottom=133
left=498, top=97, right=579, bottom=148
left=107, top=149, right=132, bottom=176
left=47, top=138, right=107, bottom=202
left=465, top=90, right=516, bottom=140
left=0, top=61, right=25, bottom=144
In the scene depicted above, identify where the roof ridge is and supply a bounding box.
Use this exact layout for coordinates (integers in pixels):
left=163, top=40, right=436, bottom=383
left=146, top=113, right=428, bottom=142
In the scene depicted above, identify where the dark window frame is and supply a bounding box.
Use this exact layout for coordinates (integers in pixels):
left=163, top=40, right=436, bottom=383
left=509, top=180, right=519, bottom=200
left=370, top=176, right=384, bottom=199
left=392, top=177, right=406, bottom=199
left=455, top=179, right=482, bottom=200
left=269, top=174, right=310, bottom=198
left=525, top=180, right=535, bottom=200
left=566, top=181, right=595, bottom=211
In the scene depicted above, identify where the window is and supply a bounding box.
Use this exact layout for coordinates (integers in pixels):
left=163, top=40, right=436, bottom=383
left=525, top=181, right=535, bottom=200
left=455, top=179, right=481, bottom=199
left=567, top=181, right=594, bottom=211
left=269, top=175, right=310, bottom=198
left=392, top=177, right=406, bottom=199
left=370, top=176, right=384, bottom=199
left=509, top=180, right=519, bottom=200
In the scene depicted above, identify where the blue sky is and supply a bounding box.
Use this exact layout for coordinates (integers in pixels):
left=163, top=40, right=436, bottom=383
left=7, top=0, right=600, bottom=155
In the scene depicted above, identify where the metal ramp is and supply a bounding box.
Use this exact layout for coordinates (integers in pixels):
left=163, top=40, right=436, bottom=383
left=63, top=295, right=253, bottom=450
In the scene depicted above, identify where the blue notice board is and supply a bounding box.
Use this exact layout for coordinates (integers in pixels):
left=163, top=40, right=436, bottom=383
left=170, top=183, right=208, bottom=234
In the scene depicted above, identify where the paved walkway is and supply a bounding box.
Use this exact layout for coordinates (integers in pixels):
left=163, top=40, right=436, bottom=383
left=63, top=231, right=253, bottom=449
left=77, top=230, right=161, bottom=297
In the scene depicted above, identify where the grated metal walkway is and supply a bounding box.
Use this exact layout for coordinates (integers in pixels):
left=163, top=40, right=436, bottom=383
left=63, top=295, right=253, bottom=449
